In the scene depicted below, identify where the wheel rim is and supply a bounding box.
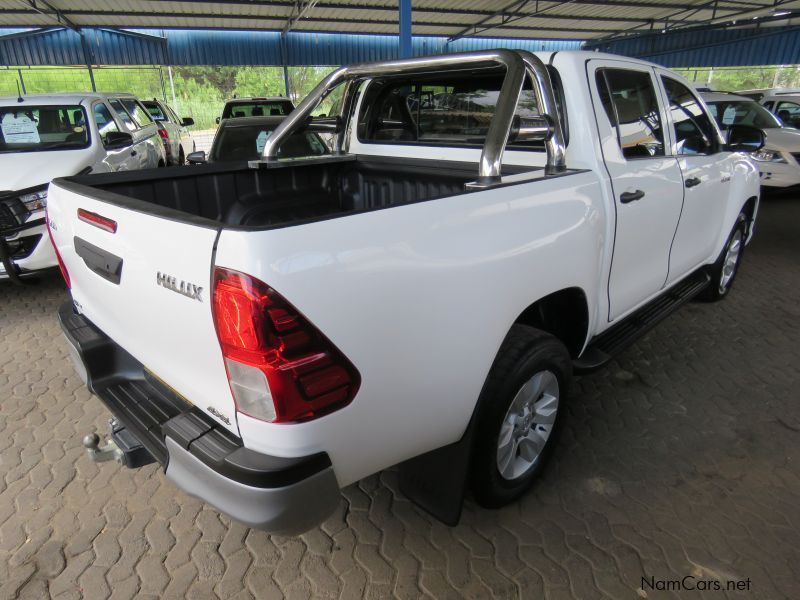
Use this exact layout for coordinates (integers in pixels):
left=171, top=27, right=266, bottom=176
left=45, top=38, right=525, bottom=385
left=496, top=370, right=560, bottom=481
left=719, top=229, right=743, bottom=293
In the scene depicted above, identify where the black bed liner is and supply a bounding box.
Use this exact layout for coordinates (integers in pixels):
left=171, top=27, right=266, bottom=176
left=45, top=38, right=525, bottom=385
left=54, top=155, right=582, bottom=232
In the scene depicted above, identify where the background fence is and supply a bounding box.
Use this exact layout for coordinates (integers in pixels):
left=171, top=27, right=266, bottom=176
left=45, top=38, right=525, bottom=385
left=4, top=62, right=800, bottom=153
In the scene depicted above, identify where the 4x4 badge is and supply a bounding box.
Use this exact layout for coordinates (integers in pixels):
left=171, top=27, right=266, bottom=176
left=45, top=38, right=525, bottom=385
left=156, top=271, right=203, bottom=301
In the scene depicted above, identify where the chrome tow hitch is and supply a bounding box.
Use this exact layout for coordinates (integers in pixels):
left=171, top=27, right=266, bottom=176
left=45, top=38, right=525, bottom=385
left=82, top=418, right=156, bottom=468
left=82, top=432, right=125, bottom=464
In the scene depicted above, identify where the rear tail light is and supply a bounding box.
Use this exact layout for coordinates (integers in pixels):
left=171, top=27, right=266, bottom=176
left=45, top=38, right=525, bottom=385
left=157, top=127, right=169, bottom=141
left=45, top=207, right=70, bottom=289
left=212, top=267, right=360, bottom=423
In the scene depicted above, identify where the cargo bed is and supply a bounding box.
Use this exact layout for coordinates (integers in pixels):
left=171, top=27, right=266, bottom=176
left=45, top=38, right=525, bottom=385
left=54, top=156, right=536, bottom=230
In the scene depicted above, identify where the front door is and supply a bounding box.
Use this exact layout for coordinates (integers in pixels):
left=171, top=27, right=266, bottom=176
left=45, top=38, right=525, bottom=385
left=589, top=61, right=684, bottom=321
left=657, top=73, right=731, bottom=283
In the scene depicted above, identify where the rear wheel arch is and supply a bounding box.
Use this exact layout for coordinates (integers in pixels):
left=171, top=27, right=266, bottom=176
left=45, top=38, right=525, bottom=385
left=512, top=288, right=590, bottom=359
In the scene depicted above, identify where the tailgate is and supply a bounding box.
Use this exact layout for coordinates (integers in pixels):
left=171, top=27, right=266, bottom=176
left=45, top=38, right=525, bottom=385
left=47, top=180, right=239, bottom=435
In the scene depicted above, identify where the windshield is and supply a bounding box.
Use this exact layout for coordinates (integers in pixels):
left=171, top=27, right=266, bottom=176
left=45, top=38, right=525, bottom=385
left=210, top=125, right=328, bottom=162
left=0, top=104, right=90, bottom=153
left=706, top=100, right=782, bottom=129
left=221, top=101, right=294, bottom=119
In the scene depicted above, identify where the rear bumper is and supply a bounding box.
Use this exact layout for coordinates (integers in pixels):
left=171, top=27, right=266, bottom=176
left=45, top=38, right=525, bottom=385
left=58, top=301, right=340, bottom=534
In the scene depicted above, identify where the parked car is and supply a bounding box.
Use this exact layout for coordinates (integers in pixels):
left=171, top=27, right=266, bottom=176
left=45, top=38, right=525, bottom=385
left=215, top=97, right=295, bottom=124
left=0, top=92, right=166, bottom=283
left=49, top=50, right=761, bottom=535
left=702, top=91, right=800, bottom=188
left=735, top=88, right=800, bottom=129
left=141, top=99, right=196, bottom=165
left=187, top=116, right=329, bottom=164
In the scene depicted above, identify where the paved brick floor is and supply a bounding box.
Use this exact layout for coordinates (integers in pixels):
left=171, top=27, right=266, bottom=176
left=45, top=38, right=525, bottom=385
left=1, top=196, right=799, bottom=600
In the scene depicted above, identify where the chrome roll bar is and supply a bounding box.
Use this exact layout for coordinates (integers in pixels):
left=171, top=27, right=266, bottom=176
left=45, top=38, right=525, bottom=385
left=261, top=49, right=566, bottom=178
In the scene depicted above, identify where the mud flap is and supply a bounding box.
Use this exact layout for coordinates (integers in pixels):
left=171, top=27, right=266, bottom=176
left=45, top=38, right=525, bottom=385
left=398, top=414, right=478, bottom=526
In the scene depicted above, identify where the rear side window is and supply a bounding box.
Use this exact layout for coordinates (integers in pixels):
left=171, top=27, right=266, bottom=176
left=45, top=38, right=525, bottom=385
left=93, top=103, right=120, bottom=144
left=357, top=73, right=552, bottom=150
left=661, top=77, right=718, bottom=155
left=596, top=69, right=665, bottom=159
left=108, top=99, right=136, bottom=131
left=775, top=100, right=800, bottom=127
left=119, top=99, right=153, bottom=127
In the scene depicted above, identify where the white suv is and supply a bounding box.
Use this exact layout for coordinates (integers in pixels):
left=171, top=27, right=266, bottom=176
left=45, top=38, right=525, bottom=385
left=702, top=91, right=800, bottom=189
left=0, top=92, right=166, bottom=282
left=736, top=88, right=800, bottom=129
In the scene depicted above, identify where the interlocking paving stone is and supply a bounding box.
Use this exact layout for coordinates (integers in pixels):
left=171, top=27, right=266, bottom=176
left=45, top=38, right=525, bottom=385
left=1, top=196, right=799, bottom=598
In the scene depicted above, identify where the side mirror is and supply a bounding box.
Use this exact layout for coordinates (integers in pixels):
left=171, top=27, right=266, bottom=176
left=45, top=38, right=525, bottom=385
left=104, top=131, right=134, bottom=150
left=215, top=116, right=221, bottom=125
left=186, top=150, right=207, bottom=164
left=726, top=124, right=765, bottom=152
left=181, top=117, right=195, bottom=127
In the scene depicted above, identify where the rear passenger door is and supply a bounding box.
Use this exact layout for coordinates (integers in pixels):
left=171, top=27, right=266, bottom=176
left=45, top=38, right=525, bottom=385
left=657, top=73, right=730, bottom=283
left=590, top=61, right=684, bottom=321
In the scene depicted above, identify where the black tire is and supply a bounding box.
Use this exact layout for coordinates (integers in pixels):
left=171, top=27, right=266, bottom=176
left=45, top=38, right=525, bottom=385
left=698, top=212, right=747, bottom=302
left=471, top=325, right=572, bottom=508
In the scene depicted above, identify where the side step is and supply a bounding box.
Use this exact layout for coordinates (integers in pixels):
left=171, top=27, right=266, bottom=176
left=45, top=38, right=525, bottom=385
left=574, top=270, right=711, bottom=373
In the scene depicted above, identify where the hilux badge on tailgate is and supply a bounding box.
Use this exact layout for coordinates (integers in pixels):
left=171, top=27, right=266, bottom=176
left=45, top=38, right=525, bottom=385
left=156, top=271, right=203, bottom=302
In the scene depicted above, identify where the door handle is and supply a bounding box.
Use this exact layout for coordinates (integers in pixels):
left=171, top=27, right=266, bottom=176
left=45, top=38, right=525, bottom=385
left=620, top=189, right=645, bottom=203
left=685, top=177, right=701, bottom=188
left=130, top=150, right=137, bottom=157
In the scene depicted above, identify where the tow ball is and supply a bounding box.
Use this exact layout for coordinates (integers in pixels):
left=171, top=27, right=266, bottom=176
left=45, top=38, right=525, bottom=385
left=82, top=432, right=125, bottom=464
left=82, top=418, right=156, bottom=468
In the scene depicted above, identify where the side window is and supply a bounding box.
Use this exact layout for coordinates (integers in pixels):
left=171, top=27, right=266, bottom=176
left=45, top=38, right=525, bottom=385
left=596, top=68, right=664, bottom=159
left=661, top=77, right=717, bottom=155
left=775, top=101, right=800, bottom=127
left=93, top=103, right=120, bottom=144
left=119, top=99, right=153, bottom=127
left=109, top=99, right=137, bottom=132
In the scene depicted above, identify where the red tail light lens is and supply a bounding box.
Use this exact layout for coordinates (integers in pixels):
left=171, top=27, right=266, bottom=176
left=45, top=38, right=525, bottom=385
left=157, top=127, right=169, bottom=141
left=212, top=267, right=360, bottom=423
left=45, top=207, right=70, bottom=289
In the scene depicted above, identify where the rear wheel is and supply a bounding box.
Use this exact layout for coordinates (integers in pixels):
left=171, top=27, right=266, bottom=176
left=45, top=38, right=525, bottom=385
left=698, top=212, right=747, bottom=302
left=471, top=325, right=571, bottom=508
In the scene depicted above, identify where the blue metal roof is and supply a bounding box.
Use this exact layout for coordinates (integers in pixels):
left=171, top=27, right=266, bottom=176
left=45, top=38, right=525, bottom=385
left=0, top=27, right=580, bottom=67
left=590, top=26, right=800, bottom=68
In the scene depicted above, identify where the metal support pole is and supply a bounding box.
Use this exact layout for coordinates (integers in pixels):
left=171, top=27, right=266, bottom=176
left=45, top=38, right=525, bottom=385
left=17, top=69, right=26, bottom=94
left=280, top=32, right=291, bottom=99
left=399, top=0, right=412, bottom=59
left=79, top=32, right=97, bottom=92
left=168, top=66, right=178, bottom=109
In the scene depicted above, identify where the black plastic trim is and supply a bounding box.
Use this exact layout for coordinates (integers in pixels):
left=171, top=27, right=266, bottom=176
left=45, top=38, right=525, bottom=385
left=74, top=236, right=123, bottom=284
left=58, top=302, right=332, bottom=488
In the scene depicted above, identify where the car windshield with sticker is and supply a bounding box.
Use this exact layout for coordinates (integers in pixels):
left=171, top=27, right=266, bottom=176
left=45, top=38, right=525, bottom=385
left=0, top=105, right=90, bottom=152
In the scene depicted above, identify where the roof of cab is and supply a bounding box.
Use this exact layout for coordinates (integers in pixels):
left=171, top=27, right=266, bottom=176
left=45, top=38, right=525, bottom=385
left=0, top=91, right=138, bottom=105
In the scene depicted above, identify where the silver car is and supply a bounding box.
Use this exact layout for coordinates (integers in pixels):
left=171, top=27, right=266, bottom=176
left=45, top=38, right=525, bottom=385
left=142, top=99, right=196, bottom=165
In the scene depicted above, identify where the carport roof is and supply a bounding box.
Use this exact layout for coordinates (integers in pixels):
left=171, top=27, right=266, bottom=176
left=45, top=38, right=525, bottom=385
left=1, top=0, right=799, bottom=41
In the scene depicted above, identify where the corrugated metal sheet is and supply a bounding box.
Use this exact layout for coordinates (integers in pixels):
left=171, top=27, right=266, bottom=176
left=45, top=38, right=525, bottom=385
left=592, top=25, right=800, bottom=67
left=0, top=27, right=580, bottom=67
left=4, top=0, right=794, bottom=40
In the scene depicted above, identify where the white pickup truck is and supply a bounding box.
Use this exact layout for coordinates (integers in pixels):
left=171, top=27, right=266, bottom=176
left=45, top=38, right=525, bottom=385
left=48, top=50, right=762, bottom=535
